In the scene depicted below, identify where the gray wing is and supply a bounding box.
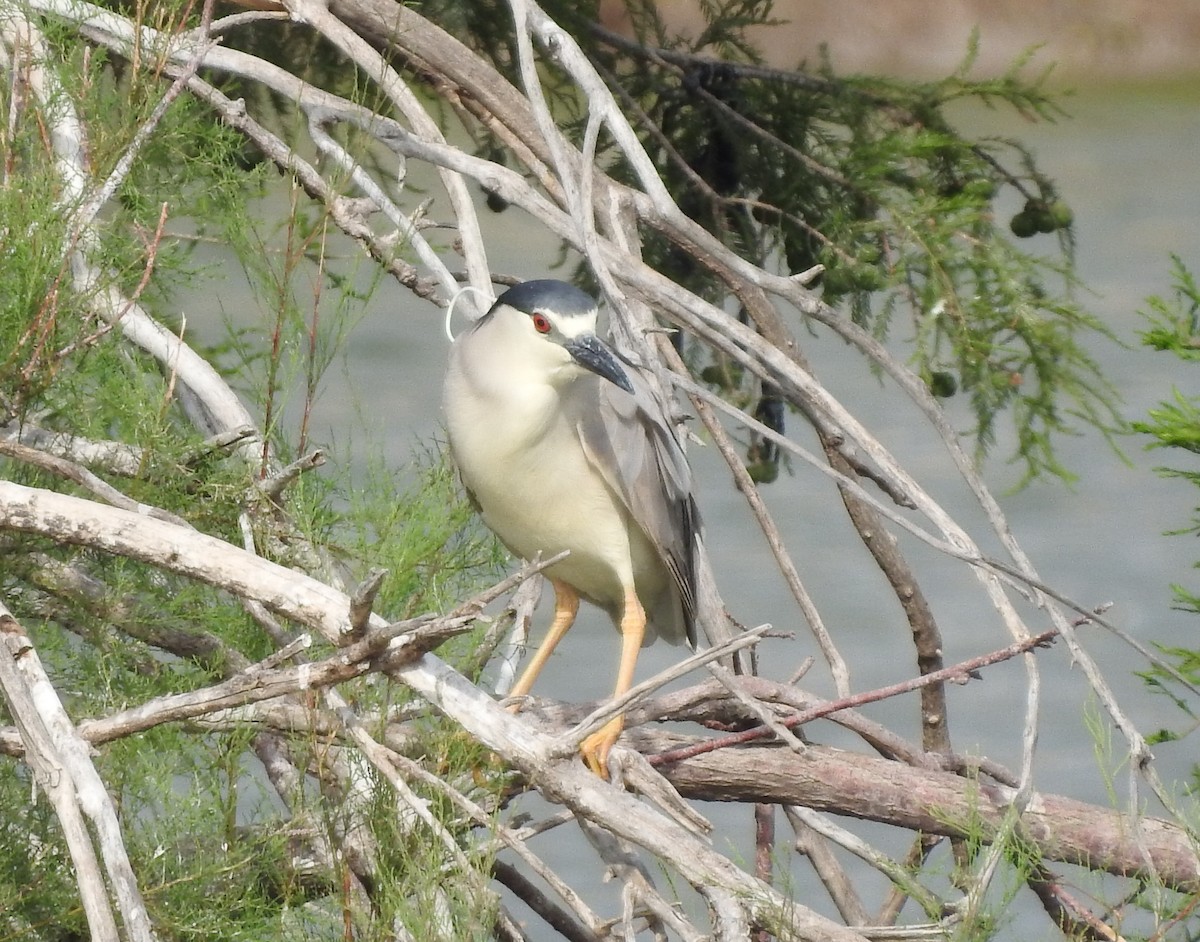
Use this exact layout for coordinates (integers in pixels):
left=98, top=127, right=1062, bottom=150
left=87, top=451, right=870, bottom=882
left=571, top=367, right=699, bottom=647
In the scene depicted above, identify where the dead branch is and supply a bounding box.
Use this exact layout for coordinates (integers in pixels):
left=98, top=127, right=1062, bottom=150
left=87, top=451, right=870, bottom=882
left=0, top=604, right=157, bottom=942
left=651, top=735, right=1200, bottom=892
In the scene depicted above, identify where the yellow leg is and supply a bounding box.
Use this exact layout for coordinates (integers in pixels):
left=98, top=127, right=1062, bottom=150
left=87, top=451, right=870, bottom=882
left=507, top=580, right=579, bottom=706
left=581, top=586, right=645, bottom=778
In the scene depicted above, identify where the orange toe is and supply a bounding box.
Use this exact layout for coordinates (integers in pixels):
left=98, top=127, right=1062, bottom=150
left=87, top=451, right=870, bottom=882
left=580, top=715, right=624, bottom=779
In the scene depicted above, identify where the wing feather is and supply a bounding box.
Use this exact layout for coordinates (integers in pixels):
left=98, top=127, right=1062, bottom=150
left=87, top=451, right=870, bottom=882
left=571, top=367, right=699, bottom=647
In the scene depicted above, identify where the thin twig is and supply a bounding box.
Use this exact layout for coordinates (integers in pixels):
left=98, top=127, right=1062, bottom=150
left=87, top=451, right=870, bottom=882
left=651, top=627, right=1059, bottom=767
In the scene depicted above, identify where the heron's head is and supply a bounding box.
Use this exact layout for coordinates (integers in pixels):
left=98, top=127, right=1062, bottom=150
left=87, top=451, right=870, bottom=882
left=489, top=280, right=634, bottom=394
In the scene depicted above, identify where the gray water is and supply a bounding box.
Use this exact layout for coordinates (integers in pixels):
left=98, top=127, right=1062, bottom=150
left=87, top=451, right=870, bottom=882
left=183, top=84, right=1200, bottom=934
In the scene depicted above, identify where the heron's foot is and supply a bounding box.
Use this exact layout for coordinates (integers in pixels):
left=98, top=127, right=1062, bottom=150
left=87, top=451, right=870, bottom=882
left=580, top=715, right=625, bottom=779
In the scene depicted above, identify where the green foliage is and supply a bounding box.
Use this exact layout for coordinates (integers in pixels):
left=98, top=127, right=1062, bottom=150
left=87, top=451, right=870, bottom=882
left=924, top=781, right=1044, bottom=940
left=1133, top=257, right=1200, bottom=595
left=1133, top=257, right=1200, bottom=779
left=1139, top=257, right=1200, bottom=362
left=0, top=781, right=91, bottom=939
left=365, top=748, right=502, bottom=940
left=0, top=137, right=81, bottom=416
left=340, top=450, right=503, bottom=617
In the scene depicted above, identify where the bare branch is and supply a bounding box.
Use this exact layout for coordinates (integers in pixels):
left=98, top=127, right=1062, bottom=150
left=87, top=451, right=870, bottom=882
left=653, top=734, right=1199, bottom=892
left=0, top=604, right=157, bottom=942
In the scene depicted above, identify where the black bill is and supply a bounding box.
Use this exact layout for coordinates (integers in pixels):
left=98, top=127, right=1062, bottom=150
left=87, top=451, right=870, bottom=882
left=565, top=334, right=634, bottom=394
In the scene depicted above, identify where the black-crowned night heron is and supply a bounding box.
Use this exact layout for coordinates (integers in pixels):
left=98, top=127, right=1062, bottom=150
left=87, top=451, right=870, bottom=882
left=443, top=279, right=698, bottom=776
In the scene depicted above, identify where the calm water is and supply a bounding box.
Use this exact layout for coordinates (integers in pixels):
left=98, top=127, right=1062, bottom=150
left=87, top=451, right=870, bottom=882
left=183, top=84, right=1200, bottom=934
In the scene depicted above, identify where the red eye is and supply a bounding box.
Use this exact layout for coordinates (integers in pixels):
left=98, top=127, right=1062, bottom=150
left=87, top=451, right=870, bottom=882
left=531, top=313, right=552, bottom=334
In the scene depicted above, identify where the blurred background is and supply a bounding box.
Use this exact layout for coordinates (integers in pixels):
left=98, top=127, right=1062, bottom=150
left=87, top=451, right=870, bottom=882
left=607, top=0, right=1200, bottom=81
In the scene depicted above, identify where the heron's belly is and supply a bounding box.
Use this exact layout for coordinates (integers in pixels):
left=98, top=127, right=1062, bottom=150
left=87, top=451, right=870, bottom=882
left=462, top=441, right=668, bottom=612
left=477, top=464, right=648, bottom=605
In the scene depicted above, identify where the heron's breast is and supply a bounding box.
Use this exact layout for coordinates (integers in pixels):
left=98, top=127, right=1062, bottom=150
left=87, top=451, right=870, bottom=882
left=478, top=434, right=630, bottom=585
left=445, top=355, right=679, bottom=632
